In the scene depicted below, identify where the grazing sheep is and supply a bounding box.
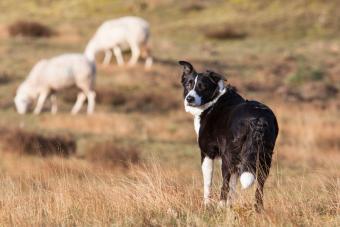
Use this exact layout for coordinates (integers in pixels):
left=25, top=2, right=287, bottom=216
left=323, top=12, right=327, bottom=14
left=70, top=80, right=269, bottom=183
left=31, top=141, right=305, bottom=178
left=14, top=54, right=96, bottom=115
left=85, top=16, right=153, bottom=68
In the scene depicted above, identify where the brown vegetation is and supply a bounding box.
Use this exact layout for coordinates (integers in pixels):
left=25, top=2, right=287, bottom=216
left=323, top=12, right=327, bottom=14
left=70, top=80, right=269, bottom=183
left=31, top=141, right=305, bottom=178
left=84, top=141, right=140, bottom=168
left=0, top=128, right=76, bottom=157
left=8, top=20, right=55, bottom=38
left=276, top=83, right=339, bottom=104
left=0, top=72, right=11, bottom=84
left=181, top=2, right=206, bottom=12
left=204, top=25, right=248, bottom=40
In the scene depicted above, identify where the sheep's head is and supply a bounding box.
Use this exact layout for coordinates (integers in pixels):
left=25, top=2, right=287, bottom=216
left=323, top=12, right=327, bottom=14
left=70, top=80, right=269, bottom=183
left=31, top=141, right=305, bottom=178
left=14, top=86, right=32, bottom=114
left=14, top=94, right=31, bottom=114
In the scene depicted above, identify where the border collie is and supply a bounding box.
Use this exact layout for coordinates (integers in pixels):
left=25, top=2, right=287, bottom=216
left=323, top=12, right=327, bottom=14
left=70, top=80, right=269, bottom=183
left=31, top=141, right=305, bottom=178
left=179, top=61, right=279, bottom=212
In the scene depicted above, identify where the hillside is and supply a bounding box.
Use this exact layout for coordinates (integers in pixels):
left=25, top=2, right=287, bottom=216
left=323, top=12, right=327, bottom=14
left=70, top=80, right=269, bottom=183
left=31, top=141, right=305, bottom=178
left=0, top=0, right=339, bottom=226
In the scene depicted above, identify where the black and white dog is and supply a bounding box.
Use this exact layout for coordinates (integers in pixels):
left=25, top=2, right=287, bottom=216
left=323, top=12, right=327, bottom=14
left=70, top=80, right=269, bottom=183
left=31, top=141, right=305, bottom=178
left=179, top=61, right=279, bottom=211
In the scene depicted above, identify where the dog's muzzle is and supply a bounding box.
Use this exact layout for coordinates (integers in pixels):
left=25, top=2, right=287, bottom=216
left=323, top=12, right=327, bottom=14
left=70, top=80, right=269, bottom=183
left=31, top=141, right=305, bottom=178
left=186, top=95, right=195, bottom=104
left=185, top=90, right=202, bottom=107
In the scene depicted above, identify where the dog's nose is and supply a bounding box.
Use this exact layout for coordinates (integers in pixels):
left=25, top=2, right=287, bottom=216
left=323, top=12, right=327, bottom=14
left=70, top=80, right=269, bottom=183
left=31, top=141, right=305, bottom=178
left=186, top=96, right=195, bottom=103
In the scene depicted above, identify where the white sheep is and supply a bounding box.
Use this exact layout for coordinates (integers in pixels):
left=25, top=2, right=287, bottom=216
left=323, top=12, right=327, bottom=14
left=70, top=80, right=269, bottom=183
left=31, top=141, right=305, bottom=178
left=85, top=16, right=153, bottom=68
left=14, top=53, right=96, bottom=115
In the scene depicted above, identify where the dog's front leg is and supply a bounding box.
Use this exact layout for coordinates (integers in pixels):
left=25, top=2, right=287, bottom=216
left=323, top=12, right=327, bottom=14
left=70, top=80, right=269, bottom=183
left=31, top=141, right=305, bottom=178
left=201, top=155, right=214, bottom=206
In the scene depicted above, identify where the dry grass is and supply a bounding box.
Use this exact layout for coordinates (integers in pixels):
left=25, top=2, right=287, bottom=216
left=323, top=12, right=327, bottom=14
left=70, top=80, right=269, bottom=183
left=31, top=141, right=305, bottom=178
left=0, top=102, right=339, bottom=226
left=84, top=141, right=140, bottom=169
left=39, top=112, right=194, bottom=143
left=87, top=87, right=180, bottom=113
left=0, top=159, right=338, bottom=226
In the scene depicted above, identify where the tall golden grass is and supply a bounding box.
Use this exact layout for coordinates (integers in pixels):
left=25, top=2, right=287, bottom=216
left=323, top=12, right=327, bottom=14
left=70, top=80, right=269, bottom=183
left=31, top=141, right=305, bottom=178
left=0, top=102, right=338, bottom=226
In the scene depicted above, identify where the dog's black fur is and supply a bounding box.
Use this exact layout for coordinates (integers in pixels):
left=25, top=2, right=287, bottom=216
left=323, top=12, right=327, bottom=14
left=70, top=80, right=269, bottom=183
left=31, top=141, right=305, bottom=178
left=179, top=61, right=279, bottom=211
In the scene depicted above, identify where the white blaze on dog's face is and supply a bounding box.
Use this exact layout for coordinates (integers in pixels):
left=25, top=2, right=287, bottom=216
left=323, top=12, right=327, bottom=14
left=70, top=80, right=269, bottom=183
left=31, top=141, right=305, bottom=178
left=185, top=76, right=202, bottom=106
left=179, top=61, right=225, bottom=109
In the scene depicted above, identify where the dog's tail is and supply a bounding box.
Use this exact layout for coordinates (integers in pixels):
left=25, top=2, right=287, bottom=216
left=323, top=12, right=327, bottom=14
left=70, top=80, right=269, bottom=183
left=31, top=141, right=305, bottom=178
left=239, top=118, right=275, bottom=189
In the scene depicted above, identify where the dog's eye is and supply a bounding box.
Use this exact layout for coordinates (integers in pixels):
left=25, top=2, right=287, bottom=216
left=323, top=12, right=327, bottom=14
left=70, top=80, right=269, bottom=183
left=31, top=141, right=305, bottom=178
left=197, top=83, right=205, bottom=90
left=186, top=80, right=194, bottom=88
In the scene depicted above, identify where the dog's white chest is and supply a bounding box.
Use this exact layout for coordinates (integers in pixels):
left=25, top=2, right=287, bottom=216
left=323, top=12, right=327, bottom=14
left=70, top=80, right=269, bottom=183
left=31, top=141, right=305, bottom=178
left=194, top=115, right=201, bottom=136
left=184, top=102, right=203, bottom=137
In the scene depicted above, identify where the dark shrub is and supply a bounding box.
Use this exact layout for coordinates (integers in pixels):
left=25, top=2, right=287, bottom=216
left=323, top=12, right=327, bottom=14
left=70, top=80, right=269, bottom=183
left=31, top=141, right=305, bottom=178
left=0, top=72, right=11, bottom=84
left=205, top=25, right=247, bottom=40
left=181, top=2, right=206, bottom=11
left=8, top=20, right=55, bottom=38
left=0, top=128, right=76, bottom=157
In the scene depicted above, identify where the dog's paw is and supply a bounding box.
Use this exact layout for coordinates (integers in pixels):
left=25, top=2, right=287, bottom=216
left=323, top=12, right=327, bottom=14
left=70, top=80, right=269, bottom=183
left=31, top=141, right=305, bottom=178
left=217, top=200, right=233, bottom=209
left=203, top=198, right=213, bottom=207
left=254, top=203, right=264, bottom=213
left=217, top=200, right=227, bottom=209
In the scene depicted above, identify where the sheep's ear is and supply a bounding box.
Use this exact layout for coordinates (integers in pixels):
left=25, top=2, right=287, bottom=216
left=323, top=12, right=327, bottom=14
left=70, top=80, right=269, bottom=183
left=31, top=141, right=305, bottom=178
left=178, top=60, right=195, bottom=75
left=207, top=70, right=226, bottom=92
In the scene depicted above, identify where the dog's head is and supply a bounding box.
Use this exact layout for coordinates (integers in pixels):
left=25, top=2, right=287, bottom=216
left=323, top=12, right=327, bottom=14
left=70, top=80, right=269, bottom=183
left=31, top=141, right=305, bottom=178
left=179, top=61, right=225, bottom=108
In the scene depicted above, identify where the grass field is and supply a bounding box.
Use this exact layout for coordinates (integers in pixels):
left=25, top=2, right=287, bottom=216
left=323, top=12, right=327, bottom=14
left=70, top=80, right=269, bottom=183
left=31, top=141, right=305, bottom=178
left=0, top=0, right=339, bottom=226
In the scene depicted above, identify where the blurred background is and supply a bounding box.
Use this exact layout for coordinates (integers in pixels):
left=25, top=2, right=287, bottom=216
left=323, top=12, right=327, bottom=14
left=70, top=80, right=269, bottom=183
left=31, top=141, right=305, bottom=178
left=0, top=0, right=339, bottom=226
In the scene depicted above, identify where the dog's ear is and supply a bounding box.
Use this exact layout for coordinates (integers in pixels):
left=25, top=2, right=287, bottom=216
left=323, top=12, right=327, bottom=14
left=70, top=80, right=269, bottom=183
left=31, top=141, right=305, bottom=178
left=207, top=70, right=226, bottom=92
left=178, top=61, right=195, bottom=75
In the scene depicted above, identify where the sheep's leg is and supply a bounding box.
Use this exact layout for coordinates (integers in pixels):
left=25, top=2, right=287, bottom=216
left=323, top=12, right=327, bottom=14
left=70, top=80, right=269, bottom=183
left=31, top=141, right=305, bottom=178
left=141, top=44, right=153, bottom=69
left=86, top=91, right=96, bottom=115
left=113, top=46, right=124, bottom=66
left=71, top=92, right=86, bottom=115
left=145, top=56, right=153, bottom=69
left=34, top=90, right=49, bottom=115
left=128, top=42, right=140, bottom=66
left=103, top=49, right=113, bottom=65
left=50, top=94, right=58, bottom=114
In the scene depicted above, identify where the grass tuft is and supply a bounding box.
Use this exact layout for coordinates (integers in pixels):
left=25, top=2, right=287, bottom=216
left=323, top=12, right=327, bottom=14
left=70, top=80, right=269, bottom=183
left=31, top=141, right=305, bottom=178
left=287, top=66, right=326, bottom=86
